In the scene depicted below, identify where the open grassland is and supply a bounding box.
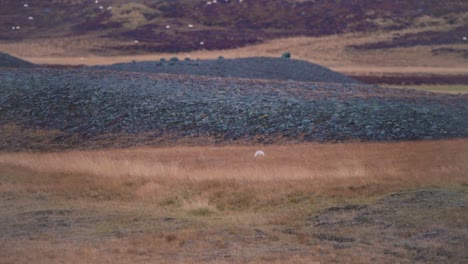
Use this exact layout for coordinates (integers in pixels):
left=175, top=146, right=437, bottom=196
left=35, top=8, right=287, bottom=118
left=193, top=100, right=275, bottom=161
left=1, top=140, right=467, bottom=196
left=0, top=139, right=467, bottom=263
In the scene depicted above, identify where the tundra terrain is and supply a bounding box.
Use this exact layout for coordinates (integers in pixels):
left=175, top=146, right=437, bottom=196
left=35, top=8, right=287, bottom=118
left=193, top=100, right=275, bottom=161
left=0, top=54, right=467, bottom=263
left=0, top=1, right=467, bottom=263
left=0, top=140, right=467, bottom=263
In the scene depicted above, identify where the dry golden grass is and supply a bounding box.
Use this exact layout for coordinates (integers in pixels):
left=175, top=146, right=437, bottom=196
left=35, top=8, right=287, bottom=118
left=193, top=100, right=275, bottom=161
left=0, top=140, right=467, bottom=263
left=1, top=139, right=467, bottom=200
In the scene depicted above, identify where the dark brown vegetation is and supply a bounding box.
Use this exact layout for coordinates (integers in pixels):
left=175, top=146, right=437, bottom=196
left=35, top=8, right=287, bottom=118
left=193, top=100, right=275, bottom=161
left=1, top=0, right=466, bottom=52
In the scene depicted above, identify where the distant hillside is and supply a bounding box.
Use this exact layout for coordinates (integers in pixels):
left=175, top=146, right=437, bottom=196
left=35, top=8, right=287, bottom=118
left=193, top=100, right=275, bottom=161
left=0, top=52, right=37, bottom=68
left=0, top=0, right=466, bottom=53
left=89, top=57, right=359, bottom=83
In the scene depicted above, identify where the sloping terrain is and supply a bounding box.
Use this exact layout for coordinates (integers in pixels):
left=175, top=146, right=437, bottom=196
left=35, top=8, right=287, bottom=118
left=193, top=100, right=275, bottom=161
left=0, top=0, right=466, bottom=52
left=0, top=52, right=37, bottom=68
left=90, top=57, right=358, bottom=83
left=1, top=67, right=467, bottom=151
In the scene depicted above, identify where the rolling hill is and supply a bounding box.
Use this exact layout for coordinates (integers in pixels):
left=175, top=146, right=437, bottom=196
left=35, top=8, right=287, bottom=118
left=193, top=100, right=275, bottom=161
left=1, top=0, right=466, bottom=53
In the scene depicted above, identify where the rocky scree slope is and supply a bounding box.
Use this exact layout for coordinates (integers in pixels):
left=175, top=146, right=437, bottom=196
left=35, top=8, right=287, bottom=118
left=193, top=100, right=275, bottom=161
left=0, top=68, right=467, bottom=150
left=0, top=52, right=37, bottom=68
left=89, top=57, right=359, bottom=83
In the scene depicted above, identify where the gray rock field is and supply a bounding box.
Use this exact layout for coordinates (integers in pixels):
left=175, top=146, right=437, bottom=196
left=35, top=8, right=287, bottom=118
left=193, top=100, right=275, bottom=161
left=1, top=66, right=466, bottom=149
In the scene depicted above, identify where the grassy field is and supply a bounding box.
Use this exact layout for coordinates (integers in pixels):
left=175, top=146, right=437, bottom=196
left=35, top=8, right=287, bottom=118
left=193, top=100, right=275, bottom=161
left=0, top=139, right=467, bottom=263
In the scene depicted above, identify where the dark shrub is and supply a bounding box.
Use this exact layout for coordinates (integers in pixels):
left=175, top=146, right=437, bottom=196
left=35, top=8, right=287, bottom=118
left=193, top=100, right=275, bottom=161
left=281, top=52, right=291, bottom=59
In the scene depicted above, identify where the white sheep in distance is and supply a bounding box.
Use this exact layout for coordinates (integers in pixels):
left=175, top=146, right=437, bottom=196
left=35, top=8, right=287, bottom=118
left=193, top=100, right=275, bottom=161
left=254, top=150, right=265, bottom=157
